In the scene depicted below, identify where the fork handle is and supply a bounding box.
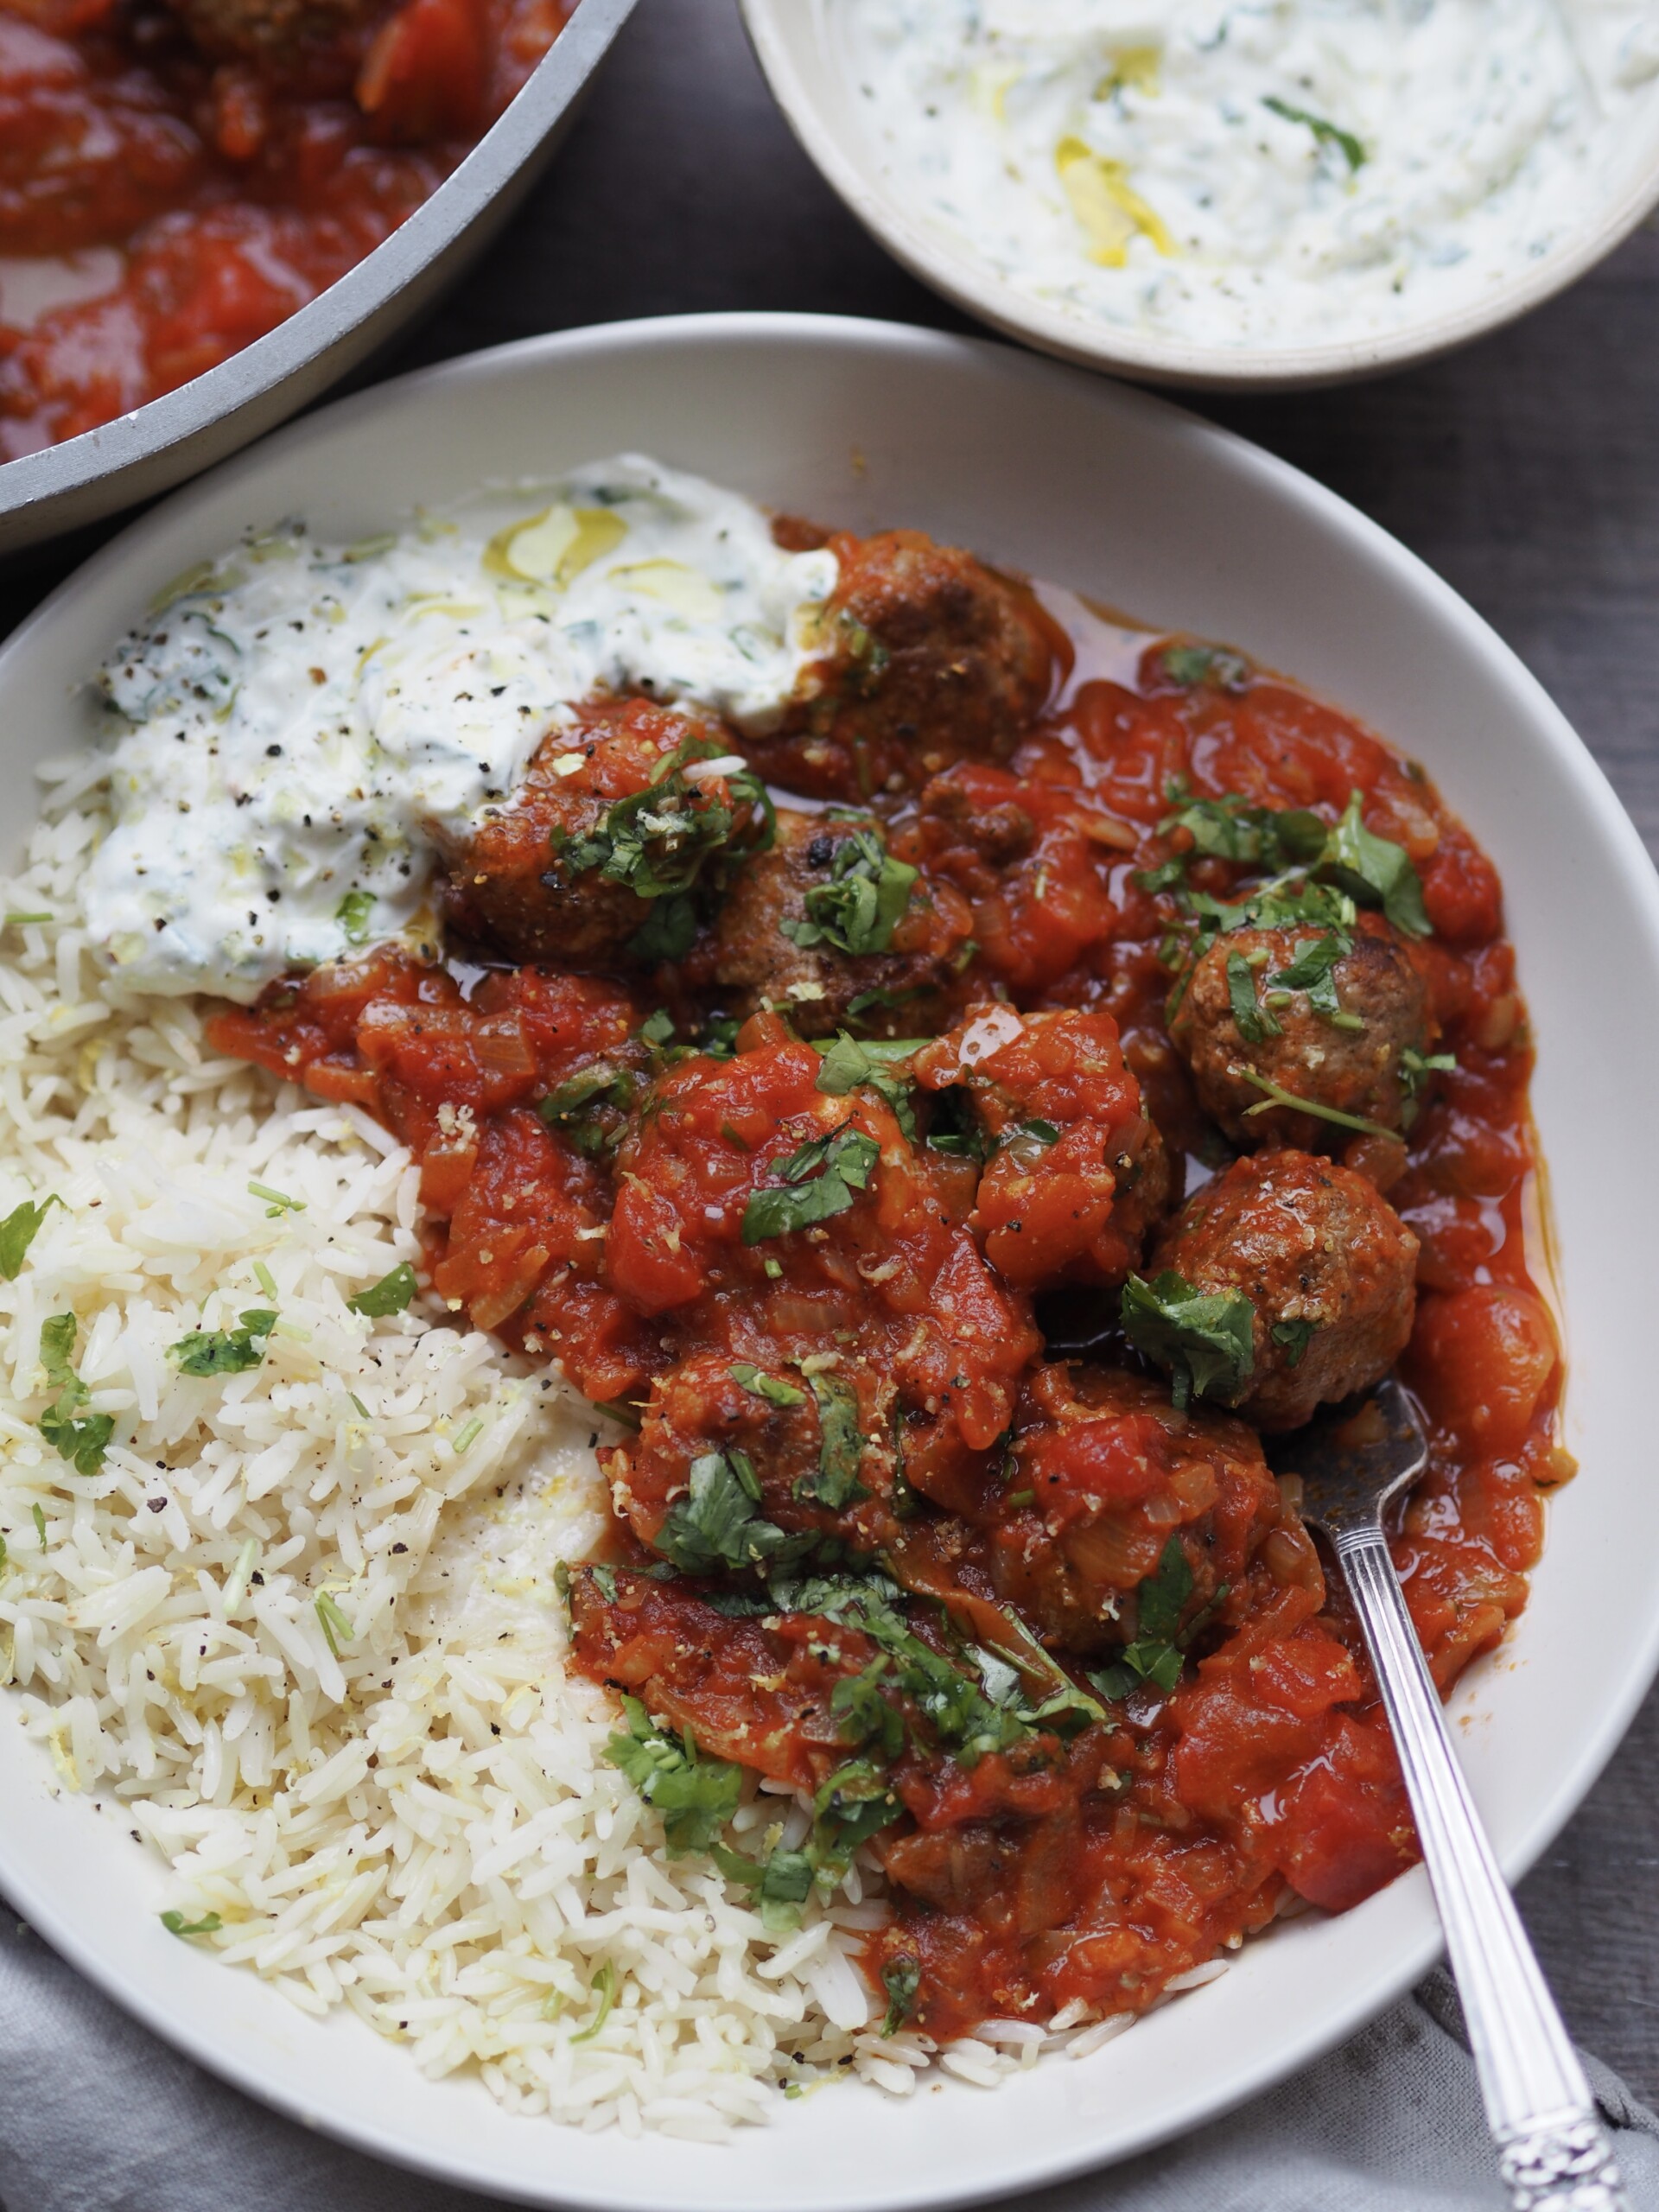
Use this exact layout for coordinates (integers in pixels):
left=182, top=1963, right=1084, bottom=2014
left=1332, top=1522, right=1631, bottom=2212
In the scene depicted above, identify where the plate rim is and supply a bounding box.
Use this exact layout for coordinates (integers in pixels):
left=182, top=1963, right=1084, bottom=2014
left=2, top=308, right=1657, bottom=2211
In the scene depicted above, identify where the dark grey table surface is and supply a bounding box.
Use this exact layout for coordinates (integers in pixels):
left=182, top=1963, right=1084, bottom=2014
left=3, top=0, right=1657, bottom=2109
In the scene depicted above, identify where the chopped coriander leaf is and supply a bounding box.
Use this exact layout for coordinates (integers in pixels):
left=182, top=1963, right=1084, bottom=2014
left=1262, top=94, right=1365, bottom=173
left=781, top=825, right=918, bottom=957
left=815, top=1033, right=923, bottom=1143
left=169, top=1309, right=278, bottom=1376
left=248, top=1180, right=304, bottom=1217
left=709, top=1840, right=817, bottom=1932
left=606, top=1693, right=744, bottom=1853
left=639, top=1007, right=676, bottom=1048
left=796, top=1373, right=869, bottom=1509
left=880, top=1955, right=921, bottom=2036
left=651, top=1452, right=817, bottom=1577
left=1226, top=951, right=1281, bottom=1046
left=347, top=1262, right=418, bottom=1318
left=35, top=1313, right=114, bottom=1476
left=812, top=1755, right=905, bottom=1871
left=1159, top=789, right=1324, bottom=869
left=334, top=888, right=375, bottom=944
left=1234, top=1064, right=1395, bottom=1139
left=1120, top=1270, right=1255, bottom=1412
left=315, top=1590, right=354, bottom=1656
left=552, top=733, right=772, bottom=909
left=160, top=1910, right=223, bottom=1938
left=831, top=1656, right=906, bottom=1759
left=1088, top=1535, right=1196, bottom=1698
left=1401, top=1046, right=1458, bottom=1099
left=32, top=1503, right=46, bottom=1548
left=925, top=1086, right=991, bottom=1162
left=537, top=1062, right=636, bottom=1158
left=627, top=891, right=699, bottom=964
left=1317, top=792, right=1430, bottom=938
left=1271, top=1318, right=1318, bottom=1369
left=0, top=1193, right=61, bottom=1281
left=570, top=1960, right=617, bottom=2044
left=741, top=1127, right=880, bottom=1244
left=1268, top=927, right=1353, bottom=1024
left=1159, top=645, right=1251, bottom=694
left=729, top=1362, right=806, bottom=1408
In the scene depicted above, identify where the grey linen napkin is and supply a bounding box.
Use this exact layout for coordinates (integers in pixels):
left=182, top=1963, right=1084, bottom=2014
left=2, top=1909, right=1655, bottom=2212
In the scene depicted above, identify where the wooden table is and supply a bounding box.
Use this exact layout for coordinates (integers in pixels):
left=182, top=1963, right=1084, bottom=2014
left=7, top=0, right=1657, bottom=2107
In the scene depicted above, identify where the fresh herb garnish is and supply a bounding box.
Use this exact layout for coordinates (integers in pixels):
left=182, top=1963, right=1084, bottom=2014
left=35, top=1313, right=114, bottom=1477
left=627, top=893, right=699, bottom=964
left=1226, top=950, right=1281, bottom=1046
left=607, top=1692, right=744, bottom=1853
left=315, top=1590, right=354, bottom=1657
left=550, top=732, right=773, bottom=911
left=780, top=825, right=918, bottom=957
left=334, top=888, right=375, bottom=944
left=1234, top=1064, right=1395, bottom=1138
left=1089, top=1535, right=1198, bottom=1699
left=650, top=1452, right=816, bottom=1577
left=1266, top=926, right=1356, bottom=1026
left=880, top=1955, right=921, bottom=2036
left=570, top=1961, right=617, bottom=2044
left=537, top=1062, right=636, bottom=1156
left=347, top=1262, right=418, bottom=1318
left=32, top=1503, right=46, bottom=1548
left=925, top=1086, right=992, bottom=1163
left=796, top=1374, right=868, bottom=1509
left=1271, top=1318, right=1318, bottom=1369
left=169, top=1308, right=278, bottom=1376
left=815, top=1033, right=921, bottom=1143
left=0, top=1193, right=61, bottom=1281
left=160, top=1910, right=223, bottom=1939
left=1319, top=791, right=1429, bottom=938
left=1120, top=1270, right=1255, bottom=1411
left=1160, top=785, right=1324, bottom=868
left=729, top=1362, right=806, bottom=1408
left=1262, top=95, right=1365, bottom=173
left=741, top=1127, right=880, bottom=1245
left=248, top=1180, right=304, bottom=1217
left=1401, top=1046, right=1458, bottom=1101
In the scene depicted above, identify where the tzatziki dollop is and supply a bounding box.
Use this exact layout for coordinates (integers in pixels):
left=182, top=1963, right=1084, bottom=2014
left=86, top=455, right=836, bottom=1001
left=834, top=0, right=1659, bottom=349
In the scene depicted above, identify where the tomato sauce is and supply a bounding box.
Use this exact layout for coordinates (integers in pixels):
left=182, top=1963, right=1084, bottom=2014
left=0, top=0, right=573, bottom=460
left=207, top=575, right=1565, bottom=2050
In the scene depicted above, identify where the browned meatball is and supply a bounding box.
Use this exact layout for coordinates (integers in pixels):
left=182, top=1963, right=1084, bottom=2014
left=163, top=0, right=371, bottom=68
left=1169, top=919, right=1432, bottom=1150
left=435, top=698, right=764, bottom=971
left=746, top=528, right=1058, bottom=802
left=980, top=1364, right=1300, bottom=1658
left=1147, top=1150, right=1419, bottom=1430
left=696, top=806, right=976, bottom=1038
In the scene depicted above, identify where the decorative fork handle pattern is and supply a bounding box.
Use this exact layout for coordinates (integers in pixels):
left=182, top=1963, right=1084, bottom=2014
left=1331, top=1522, right=1632, bottom=2212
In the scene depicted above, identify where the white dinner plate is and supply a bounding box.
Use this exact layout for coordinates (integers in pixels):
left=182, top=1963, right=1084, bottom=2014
left=2, top=313, right=1656, bottom=2211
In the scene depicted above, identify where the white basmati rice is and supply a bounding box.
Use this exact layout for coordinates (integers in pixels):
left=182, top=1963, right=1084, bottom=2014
left=0, top=755, right=1178, bottom=2133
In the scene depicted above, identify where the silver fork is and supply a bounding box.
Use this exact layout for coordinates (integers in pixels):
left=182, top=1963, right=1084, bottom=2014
left=1274, top=1378, right=1630, bottom=2212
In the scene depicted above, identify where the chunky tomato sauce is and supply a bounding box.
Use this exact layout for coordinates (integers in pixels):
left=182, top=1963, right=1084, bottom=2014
left=0, top=0, right=572, bottom=460
left=207, top=531, right=1564, bottom=2050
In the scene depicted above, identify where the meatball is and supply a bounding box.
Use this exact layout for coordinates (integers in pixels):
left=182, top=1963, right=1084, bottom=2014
left=698, top=807, right=975, bottom=1038
left=913, top=1005, right=1173, bottom=1287
left=435, top=698, right=764, bottom=970
left=982, top=1363, right=1300, bottom=1659
left=162, top=0, right=372, bottom=69
left=1147, top=1150, right=1419, bottom=1430
left=1169, top=921, right=1432, bottom=1150
left=747, top=529, right=1057, bottom=801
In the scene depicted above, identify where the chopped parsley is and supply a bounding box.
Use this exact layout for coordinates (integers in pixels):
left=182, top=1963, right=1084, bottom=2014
left=796, top=1374, right=869, bottom=1509
left=729, top=1362, right=806, bottom=1408
left=1226, top=951, right=1280, bottom=1046
left=1262, top=95, right=1366, bottom=173
left=1120, top=1269, right=1255, bottom=1411
left=1235, top=1064, right=1394, bottom=1139
left=160, top=1910, right=223, bottom=1939
left=36, top=1313, right=114, bottom=1477
left=607, top=1693, right=744, bottom=1853
left=650, top=1451, right=817, bottom=1577
left=1089, top=1536, right=1198, bottom=1699
left=780, top=825, right=918, bottom=957
left=741, top=1127, right=880, bottom=1244
left=1159, top=785, right=1324, bottom=868
left=537, top=1062, right=636, bottom=1157
left=815, top=1033, right=921, bottom=1142
left=334, top=888, right=375, bottom=944
left=1271, top=1318, right=1318, bottom=1369
left=550, top=732, right=773, bottom=912
left=347, top=1262, right=418, bottom=1318
left=880, top=1955, right=921, bottom=2036
left=169, top=1308, right=278, bottom=1376
left=0, top=1193, right=61, bottom=1281
left=1319, top=791, right=1430, bottom=938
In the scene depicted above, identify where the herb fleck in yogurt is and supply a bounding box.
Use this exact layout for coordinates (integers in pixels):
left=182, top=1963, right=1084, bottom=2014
left=834, top=0, right=1659, bottom=349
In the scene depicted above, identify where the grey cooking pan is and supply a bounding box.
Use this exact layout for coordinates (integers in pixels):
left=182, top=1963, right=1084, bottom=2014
left=0, top=0, right=638, bottom=556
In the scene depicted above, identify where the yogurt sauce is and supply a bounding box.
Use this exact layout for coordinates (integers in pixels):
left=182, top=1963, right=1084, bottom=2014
left=834, top=0, right=1659, bottom=349
left=86, top=455, right=837, bottom=1001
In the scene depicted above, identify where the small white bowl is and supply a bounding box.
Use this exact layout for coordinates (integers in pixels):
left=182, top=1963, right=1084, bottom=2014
left=3, top=312, right=1659, bottom=2209
left=741, top=0, right=1659, bottom=391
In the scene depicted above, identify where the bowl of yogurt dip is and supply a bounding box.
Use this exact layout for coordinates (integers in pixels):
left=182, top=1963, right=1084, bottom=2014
left=741, top=0, right=1659, bottom=385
